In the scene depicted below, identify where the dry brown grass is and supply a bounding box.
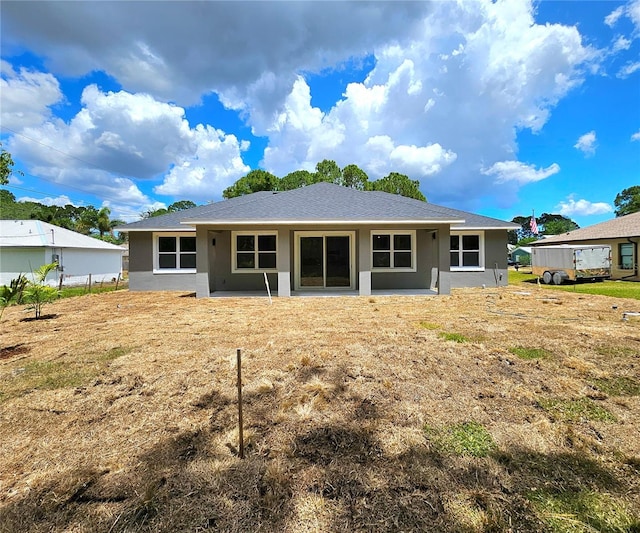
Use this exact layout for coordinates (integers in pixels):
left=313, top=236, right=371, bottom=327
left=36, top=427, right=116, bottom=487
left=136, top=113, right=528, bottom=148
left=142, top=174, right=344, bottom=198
left=1, top=286, right=639, bottom=532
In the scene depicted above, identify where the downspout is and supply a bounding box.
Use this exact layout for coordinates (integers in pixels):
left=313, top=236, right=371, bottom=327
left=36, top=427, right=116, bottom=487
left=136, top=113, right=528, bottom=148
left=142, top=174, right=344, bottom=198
left=621, top=238, right=639, bottom=280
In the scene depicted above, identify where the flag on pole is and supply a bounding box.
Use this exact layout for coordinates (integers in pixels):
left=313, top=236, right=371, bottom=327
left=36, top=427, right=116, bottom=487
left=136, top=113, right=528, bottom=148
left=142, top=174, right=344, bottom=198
left=530, top=212, right=539, bottom=235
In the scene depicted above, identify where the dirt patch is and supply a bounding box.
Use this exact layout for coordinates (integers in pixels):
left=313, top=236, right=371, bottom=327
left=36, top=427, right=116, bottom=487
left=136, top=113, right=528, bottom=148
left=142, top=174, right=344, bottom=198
left=0, top=343, right=30, bottom=360
left=0, top=287, right=638, bottom=532
left=19, top=314, right=58, bottom=322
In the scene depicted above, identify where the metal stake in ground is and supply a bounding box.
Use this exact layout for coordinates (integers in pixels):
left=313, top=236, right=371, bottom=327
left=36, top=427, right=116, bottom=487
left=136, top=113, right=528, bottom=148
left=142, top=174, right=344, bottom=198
left=237, top=348, right=244, bottom=459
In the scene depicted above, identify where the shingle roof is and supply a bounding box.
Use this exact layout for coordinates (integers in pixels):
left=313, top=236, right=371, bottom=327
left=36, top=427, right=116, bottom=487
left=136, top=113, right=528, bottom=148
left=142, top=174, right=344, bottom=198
left=117, top=182, right=518, bottom=231
left=530, top=211, right=640, bottom=245
left=0, top=220, right=125, bottom=250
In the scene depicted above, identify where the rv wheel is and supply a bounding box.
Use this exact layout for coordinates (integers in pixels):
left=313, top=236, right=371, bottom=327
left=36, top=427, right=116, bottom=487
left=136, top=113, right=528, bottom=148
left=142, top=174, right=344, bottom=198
left=542, top=271, right=552, bottom=284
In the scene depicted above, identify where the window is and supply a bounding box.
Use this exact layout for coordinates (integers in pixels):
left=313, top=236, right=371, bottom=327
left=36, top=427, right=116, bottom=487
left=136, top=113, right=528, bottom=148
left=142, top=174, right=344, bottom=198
left=155, top=234, right=196, bottom=272
left=233, top=232, right=277, bottom=272
left=450, top=232, right=484, bottom=270
left=371, top=231, right=415, bottom=270
left=619, top=243, right=634, bottom=270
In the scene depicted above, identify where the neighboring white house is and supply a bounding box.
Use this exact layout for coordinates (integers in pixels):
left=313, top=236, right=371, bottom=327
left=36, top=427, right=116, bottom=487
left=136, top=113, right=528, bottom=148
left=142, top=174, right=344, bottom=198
left=0, top=220, right=124, bottom=287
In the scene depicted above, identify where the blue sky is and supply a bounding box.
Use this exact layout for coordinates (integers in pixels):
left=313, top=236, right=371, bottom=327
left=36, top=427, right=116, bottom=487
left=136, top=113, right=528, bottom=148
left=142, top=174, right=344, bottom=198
left=1, top=0, right=638, bottom=226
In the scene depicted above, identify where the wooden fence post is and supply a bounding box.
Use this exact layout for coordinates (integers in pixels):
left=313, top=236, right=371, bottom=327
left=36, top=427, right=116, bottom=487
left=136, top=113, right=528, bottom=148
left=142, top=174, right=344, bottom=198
left=237, top=348, right=244, bottom=459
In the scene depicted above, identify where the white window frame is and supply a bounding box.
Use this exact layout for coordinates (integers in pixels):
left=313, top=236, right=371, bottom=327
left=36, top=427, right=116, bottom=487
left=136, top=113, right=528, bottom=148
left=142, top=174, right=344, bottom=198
left=153, top=232, right=197, bottom=274
left=231, top=231, right=278, bottom=273
left=370, top=230, right=417, bottom=272
left=450, top=230, right=485, bottom=271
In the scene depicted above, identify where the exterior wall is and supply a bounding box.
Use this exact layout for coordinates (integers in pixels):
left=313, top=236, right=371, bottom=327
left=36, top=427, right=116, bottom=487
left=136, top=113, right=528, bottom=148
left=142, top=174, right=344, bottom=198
left=56, top=248, right=122, bottom=286
left=610, top=238, right=639, bottom=281
left=128, top=231, right=196, bottom=291
left=209, top=228, right=279, bottom=292
left=450, top=230, right=509, bottom=288
left=370, top=228, right=437, bottom=290
left=0, top=247, right=47, bottom=285
left=206, top=224, right=448, bottom=294
left=127, top=225, right=511, bottom=295
left=128, top=232, right=154, bottom=272
left=0, top=247, right=121, bottom=287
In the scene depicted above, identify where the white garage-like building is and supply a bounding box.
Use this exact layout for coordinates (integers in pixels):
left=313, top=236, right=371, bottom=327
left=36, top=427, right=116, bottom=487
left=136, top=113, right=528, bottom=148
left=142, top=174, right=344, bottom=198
left=0, top=220, right=124, bottom=287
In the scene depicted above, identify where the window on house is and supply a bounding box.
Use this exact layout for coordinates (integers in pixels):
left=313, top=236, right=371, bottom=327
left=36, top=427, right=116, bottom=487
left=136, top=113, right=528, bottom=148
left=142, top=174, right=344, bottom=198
left=619, top=243, right=634, bottom=270
left=371, top=231, right=415, bottom=270
left=233, top=232, right=277, bottom=272
left=156, top=234, right=196, bottom=271
left=450, top=232, right=484, bottom=270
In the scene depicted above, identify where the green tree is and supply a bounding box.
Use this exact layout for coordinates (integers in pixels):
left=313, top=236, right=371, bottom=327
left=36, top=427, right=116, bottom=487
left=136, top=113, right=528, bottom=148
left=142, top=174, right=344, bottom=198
left=168, top=200, right=197, bottom=212
left=509, top=216, right=535, bottom=245
left=539, top=213, right=579, bottom=235
left=0, top=189, right=17, bottom=211
left=97, top=207, right=112, bottom=238
left=1, top=144, right=23, bottom=185
left=614, top=186, right=640, bottom=217
left=314, top=159, right=342, bottom=183
left=509, top=213, right=578, bottom=244
left=542, top=218, right=579, bottom=235
left=223, top=169, right=279, bottom=199
left=341, top=164, right=369, bottom=190
left=368, top=172, right=426, bottom=201
left=142, top=207, right=169, bottom=218
left=279, top=170, right=315, bottom=191
left=141, top=200, right=196, bottom=221
left=76, top=206, right=99, bottom=235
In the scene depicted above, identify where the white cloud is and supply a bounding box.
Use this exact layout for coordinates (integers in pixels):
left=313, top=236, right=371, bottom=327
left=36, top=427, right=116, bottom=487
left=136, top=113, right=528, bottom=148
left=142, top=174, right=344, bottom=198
left=617, top=61, right=640, bottom=78
left=631, top=130, right=640, bottom=141
left=482, top=161, right=560, bottom=185
left=574, top=130, right=597, bottom=156
left=7, top=82, right=251, bottom=215
left=1, top=0, right=600, bottom=211
left=606, top=1, right=640, bottom=33
left=628, top=0, right=640, bottom=30
left=605, top=6, right=625, bottom=27
left=1, top=1, right=431, bottom=107
left=260, top=1, right=593, bottom=208
left=612, top=35, right=632, bottom=52
left=0, top=60, right=62, bottom=129
left=556, top=197, right=614, bottom=216
left=154, top=124, right=250, bottom=198
left=17, top=194, right=75, bottom=207
left=261, top=76, right=457, bottom=183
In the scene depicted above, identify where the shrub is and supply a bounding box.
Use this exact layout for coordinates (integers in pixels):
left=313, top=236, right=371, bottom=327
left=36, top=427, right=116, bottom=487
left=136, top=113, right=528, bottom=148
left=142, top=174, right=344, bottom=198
left=23, top=263, right=59, bottom=319
left=0, top=274, right=28, bottom=320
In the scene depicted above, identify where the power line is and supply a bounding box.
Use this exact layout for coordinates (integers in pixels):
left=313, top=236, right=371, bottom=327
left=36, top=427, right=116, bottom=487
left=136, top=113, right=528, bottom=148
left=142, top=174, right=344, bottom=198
left=1, top=126, right=114, bottom=171
left=1, top=126, right=154, bottom=207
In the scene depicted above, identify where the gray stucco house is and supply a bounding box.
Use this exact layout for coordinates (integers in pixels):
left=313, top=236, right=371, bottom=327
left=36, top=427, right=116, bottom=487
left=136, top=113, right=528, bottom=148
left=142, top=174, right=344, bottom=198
left=118, top=183, right=518, bottom=297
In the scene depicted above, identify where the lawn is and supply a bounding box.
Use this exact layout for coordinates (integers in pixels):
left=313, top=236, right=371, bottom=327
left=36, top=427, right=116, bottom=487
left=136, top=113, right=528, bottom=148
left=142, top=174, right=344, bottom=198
left=509, top=269, right=640, bottom=300
left=0, top=287, right=639, bottom=532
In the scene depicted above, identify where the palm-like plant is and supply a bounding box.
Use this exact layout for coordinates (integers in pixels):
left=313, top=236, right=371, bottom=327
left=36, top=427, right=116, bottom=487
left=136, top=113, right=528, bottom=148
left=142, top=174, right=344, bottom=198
left=24, top=262, right=59, bottom=319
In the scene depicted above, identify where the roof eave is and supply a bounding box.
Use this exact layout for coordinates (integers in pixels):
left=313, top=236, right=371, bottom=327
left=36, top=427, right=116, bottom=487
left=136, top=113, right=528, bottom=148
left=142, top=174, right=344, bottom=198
left=179, top=218, right=467, bottom=226
left=116, top=226, right=188, bottom=232
left=452, top=225, right=520, bottom=231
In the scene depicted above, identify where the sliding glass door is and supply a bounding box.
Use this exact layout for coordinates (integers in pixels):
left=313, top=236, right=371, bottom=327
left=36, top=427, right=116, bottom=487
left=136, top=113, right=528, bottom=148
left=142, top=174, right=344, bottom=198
left=297, top=232, right=354, bottom=289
